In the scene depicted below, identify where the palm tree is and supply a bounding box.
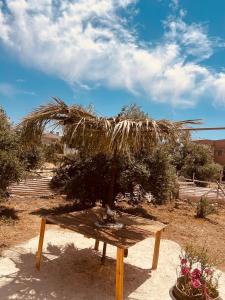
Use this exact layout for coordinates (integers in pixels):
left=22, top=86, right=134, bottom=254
left=19, top=97, right=200, bottom=212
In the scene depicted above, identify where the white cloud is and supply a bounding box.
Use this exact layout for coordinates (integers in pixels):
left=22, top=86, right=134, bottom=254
left=169, top=0, right=179, bottom=11
left=164, top=16, right=213, bottom=60
left=212, top=74, right=225, bottom=103
left=0, top=82, right=36, bottom=97
left=0, top=0, right=225, bottom=107
left=0, top=83, right=17, bottom=97
left=16, top=78, right=26, bottom=83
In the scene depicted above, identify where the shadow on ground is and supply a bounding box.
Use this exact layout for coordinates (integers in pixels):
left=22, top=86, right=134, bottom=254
left=31, top=201, right=93, bottom=216
left=118, top=206, right=157, bottom=221
left=0, top=206, right=18, bottom=221
left=0, top=243, right=151, bottom=300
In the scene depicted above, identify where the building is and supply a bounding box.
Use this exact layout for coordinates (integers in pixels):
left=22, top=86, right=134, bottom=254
left=41, top=131, right=78, bottom=155
left=41, top=132, right=61, bottom=145
left=194, top=139, right=225, bottom=165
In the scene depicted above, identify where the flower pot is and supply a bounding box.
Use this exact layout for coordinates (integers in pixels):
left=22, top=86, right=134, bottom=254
left=169, top=284, right=221, bottom=300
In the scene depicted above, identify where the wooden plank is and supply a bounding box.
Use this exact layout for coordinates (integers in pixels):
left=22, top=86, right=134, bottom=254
left=183, top=126, right=225, bottom=131
left=152, top=230, right=162, bottom=270
left=36, top=218, right=46, bottom=270
left=116, top=248, right=124, bottom=300
left=217, top=182, right=225, bottom=197
left=48, top=207, right=166, bottom=232
left=46, top=208, right=166, bottom=249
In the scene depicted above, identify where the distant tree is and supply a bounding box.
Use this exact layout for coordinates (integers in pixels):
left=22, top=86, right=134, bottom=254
left=177, top=142, right=221, bottom=183
left=120, top=104, right=148, bottom=119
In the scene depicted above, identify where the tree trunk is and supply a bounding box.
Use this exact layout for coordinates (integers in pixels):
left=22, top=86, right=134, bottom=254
left=107, top=153, right=117, bottom=209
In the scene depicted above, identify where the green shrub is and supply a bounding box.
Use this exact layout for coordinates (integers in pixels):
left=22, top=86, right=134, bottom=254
left=178, top=143, right=221, bottom=183
left=42, top=142, right=63, bottom=164
left=196, top=197, right=216, bottom=218
left=51, top=154, right=112, bottom=205
left=144, top=147, right=178, bottom=204
left=51, top=147, right=177, bottom=205
left=19, top=145, right=44, bottom=171
left=0, top=108, right=24, bottom=199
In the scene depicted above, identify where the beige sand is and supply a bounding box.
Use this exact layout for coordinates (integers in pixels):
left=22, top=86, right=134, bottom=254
left=0, top=227, right=224, bottom=300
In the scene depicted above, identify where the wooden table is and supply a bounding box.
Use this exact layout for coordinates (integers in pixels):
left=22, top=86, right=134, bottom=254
left=35, top=207, right=166, bottom=300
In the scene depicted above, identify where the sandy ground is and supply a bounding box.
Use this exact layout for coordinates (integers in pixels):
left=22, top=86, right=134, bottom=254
left=0, top=227, right=225, bottom=300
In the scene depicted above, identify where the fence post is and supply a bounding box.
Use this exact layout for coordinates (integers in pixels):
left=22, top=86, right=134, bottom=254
left=220, top=170, right=223, bottom=184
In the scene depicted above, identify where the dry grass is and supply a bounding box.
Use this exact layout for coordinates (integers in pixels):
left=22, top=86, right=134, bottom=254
left=118, top=200, right=225, bottom=271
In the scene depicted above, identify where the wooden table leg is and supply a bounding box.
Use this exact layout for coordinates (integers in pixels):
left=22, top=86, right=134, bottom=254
left=116, top=248, right=124, bottom=300
left=152, top=230, right=162, bottom=270
left=94, top=239, right=99, bottom=251
left=124, top=249, right=128, bottom=258
left=35, top=218, right=46, bottom=271
left=101, top=242, right=107, bottom=264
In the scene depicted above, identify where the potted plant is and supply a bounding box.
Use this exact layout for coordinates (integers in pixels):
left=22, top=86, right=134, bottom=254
left=171, top=244, right=221, bottom=300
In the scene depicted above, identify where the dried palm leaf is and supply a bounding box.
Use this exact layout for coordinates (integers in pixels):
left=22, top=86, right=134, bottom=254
left=19, top=98, right=202, bottom=156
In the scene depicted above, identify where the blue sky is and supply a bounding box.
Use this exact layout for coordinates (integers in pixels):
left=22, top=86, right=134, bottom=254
left=1, top=0, right=225, bottom=140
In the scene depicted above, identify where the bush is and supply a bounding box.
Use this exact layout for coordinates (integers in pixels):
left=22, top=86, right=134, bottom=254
left=51, top=154, right=111, bottom=205
left=175, top=142, right=221, bottom=183
left=196, top=163, right=222, bottom=182
left=51, top=147, right=178, bottom=205
left=143, top=147, right=178, bottom=204
left=0, top=108, right=24, bottom=199
left=196, top=197, right=216, bottom=218
left=19, top=145, right=44, bottom=171
left=42, top=142, right=63, bottom=164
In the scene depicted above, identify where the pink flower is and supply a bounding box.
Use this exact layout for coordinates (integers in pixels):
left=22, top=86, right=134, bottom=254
left=191, top=268, right=202, bottom=279
left=205, top=268, right=213, bottom=276
left=181, top=266, right=190, bottom=276
left=191, top=279, right=201, bottom=289
left=180, top=258, right=187, bottom=265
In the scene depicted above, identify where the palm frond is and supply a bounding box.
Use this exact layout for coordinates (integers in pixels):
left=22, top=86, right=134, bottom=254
left=19, top=98, right=202, bottom=155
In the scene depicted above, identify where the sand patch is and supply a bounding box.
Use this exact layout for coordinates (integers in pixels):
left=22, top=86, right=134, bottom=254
left=0, top=227, right=224, bottom=300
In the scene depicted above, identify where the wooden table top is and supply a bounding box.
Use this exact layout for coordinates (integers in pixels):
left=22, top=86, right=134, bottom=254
left=45, top=207, right=167, bottom=249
